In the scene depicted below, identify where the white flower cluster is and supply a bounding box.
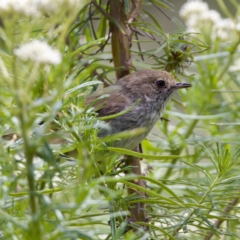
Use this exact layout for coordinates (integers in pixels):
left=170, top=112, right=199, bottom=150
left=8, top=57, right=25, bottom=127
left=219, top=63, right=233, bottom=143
left=180, top=0, right=238, bottom=41
left=14, top=40, right=62, bottom=65
left=0, top=0, right=41, bottom=16
left=0, top=0, right=87, bottom=16
left=179, top=0, right=209, bottom=20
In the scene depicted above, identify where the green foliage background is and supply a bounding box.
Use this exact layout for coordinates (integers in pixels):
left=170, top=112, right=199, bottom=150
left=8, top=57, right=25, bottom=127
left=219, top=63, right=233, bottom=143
left=0, top=0, right=240, bottom=239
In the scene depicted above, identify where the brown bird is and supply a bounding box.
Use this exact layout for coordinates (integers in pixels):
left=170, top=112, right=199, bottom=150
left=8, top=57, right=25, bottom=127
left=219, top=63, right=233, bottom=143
left=1, top=70, right=191, bottom=156
left=86, top=70, right=191, bottom=149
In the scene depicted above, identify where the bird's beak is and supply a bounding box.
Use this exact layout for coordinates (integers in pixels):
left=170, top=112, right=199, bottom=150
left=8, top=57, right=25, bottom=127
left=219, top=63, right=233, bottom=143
left=175, top=82, right=192, bottom=89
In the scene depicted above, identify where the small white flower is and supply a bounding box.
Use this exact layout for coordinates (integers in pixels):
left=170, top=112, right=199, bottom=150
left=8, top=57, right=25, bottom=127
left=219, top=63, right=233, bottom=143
left=229, top=58, right=240, bottom=72
left=216, top=29, right=228, bottom=41
left=236, top=23, right=240, bottom=32
left=38, top=0, right=90, bottom=15
left=0, top=0, right=89, bottom=16
left=236, top=17, right=240, bottom=32
left=185, top=14, right=199, bottom=29
left=0, top=0, right=40, bottom=16
left=0, top=0, right=11, bottom=12
left=14, top=40, right=62, bottom=65
left=184, top=9, right=221, bottom=29
left=179, top=0, right=209, bottom=20
left=184, top=10, right=221, bottom=34
left=236, top=18, right=240, bottom=32
left=215, top=18, right=236, bottom=41
left=180, top=1, right=239, bottom=42
left=217, top=18, right=236, bottom=30
left=201, top=10, right=221, bottom=25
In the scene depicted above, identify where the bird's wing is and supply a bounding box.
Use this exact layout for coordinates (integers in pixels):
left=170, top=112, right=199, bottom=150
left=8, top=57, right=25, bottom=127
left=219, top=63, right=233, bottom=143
left=85, top=85, right=129, bottom=117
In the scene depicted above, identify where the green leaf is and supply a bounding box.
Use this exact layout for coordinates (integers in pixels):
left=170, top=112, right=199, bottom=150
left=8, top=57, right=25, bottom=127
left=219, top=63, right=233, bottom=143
left=108, top=147, right=187, bottom=160
left=66, top=80, right=102, bottom=94
left=139, top=176, right=185, bottom=203
left=120, top=180, right=184, bottom=207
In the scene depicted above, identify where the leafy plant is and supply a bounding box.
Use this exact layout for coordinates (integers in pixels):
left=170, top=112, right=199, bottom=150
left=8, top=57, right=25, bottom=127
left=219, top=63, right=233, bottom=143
left=0, top=0, right=240, bottom=239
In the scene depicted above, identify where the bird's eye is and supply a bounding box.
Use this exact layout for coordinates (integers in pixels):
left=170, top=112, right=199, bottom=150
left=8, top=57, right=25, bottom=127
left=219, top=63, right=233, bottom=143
left=156, top=80, right=165, bottom=88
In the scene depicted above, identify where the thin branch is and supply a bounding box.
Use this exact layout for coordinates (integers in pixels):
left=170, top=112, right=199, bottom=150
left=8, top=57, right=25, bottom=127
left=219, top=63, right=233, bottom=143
left=81, top=29, right=111, bottom=56
left=89, top=2, right=98, bottom=40
left=127, top=0, right=141, bottom=24
left=151, top=1, right=172, bottom=21
left=124, top=145, right=148, bottom=229
left=130, top=25, right=162, bottom=45
left=135, top=32, right=144, bottom=61
left=204, top=197, right=239, bottom=240
left=92, top=0, right=112, bottom=23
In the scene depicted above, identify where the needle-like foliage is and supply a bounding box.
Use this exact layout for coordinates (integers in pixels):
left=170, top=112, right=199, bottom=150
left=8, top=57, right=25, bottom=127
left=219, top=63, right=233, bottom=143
left=0, top=0, right=240, bottom=239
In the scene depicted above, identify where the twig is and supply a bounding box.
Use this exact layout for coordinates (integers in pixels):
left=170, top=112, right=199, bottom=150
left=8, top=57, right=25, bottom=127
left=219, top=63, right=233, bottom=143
left=204, top=197, right=239, bottom=240
left=135, top=32, right=144, bottom=61
left=92, top=0, right=113, bottom=23
left=127, top=0, right=141, bottom=24
left=151, top=1, right=172, bottom=21
left=81, top=30, right=111, bottom=56
left=89, top=2, right=97, bottom=40
left=130, top=26, right=162, bottom=45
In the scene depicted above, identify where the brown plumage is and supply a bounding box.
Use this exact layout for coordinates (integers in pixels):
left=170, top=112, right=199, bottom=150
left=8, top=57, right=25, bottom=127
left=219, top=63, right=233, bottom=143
left=86, top=70, right=191, bottom=149
left=2, top=70, right=191, bottom=151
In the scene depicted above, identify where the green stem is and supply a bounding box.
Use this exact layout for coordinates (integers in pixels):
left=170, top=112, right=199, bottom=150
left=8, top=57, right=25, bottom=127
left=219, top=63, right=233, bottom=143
left=13, top=59, right=41, bottom=240
left=12, top=23, right=41, bottom=238
left=160, top=118, right=199, bottom=184
left=217, top=37, right=240, bottom=81
left=109, top=200, right=117, bottom=239
left=216, top=0, right=233, bottom=18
